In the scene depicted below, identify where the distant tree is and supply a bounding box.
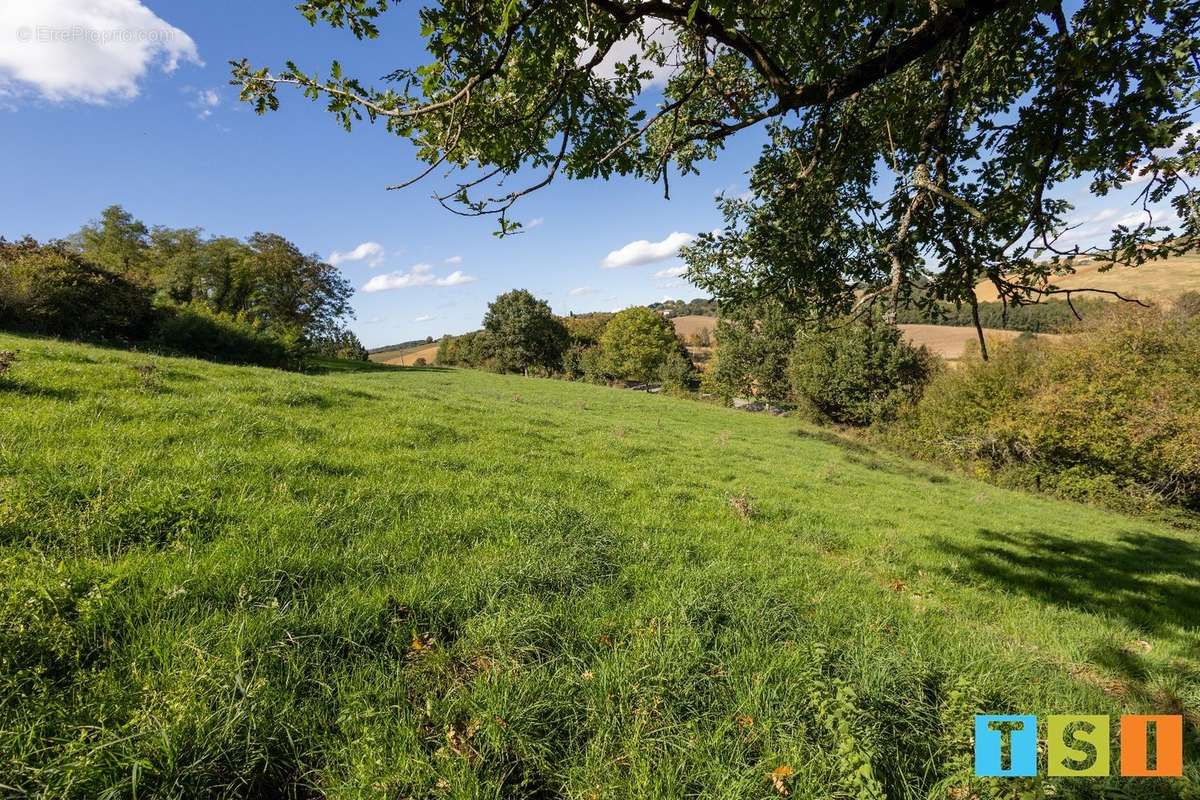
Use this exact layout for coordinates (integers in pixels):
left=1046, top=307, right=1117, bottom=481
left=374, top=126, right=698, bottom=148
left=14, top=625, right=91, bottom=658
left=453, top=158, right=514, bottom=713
left=789, top=315, right=936, bottom=425
left=78, top=205, right=150, bottom=280
left=482, top=289, right=568, bottom=374
left=600, top=307, right=684, bottom=384
left=704, top=301, right=798, bottom=404
left=194, top=237, right=255, bottom=314
left=243, top=233, right=355, bottom=341
left=147, top=226, right=207, bottom=304
left=312, top=326, right=369, bottom=360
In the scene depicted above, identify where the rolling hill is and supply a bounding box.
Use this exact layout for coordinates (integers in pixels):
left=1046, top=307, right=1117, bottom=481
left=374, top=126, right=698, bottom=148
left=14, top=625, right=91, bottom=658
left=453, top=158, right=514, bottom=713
left=369, top=340, right=441, bottom=365
left=1, top=333, right=1196, bottom=796
left=974, top=252, right=1200, bottom=303
left=669, top=315, right=1057, bottom=364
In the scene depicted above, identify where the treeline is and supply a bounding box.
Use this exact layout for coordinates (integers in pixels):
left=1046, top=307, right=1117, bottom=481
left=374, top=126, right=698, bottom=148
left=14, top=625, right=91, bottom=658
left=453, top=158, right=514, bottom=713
left=704, top=295, right=1200, bottom=516
left=368, top=337, right=433, bottom=355
left=894, top=296, right=1107, bottom=332
left=436, top=290, right=694, bottom=389
left=635, top=293, right=1101, bottom=334
left=0, top=206, right=366, bottom=367
left=648, top=297, right=719, bottom=318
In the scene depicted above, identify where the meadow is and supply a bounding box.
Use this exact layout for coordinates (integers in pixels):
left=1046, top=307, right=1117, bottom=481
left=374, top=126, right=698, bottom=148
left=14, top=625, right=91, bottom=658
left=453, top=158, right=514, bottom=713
left=1, top=332, right=1197, bottom=798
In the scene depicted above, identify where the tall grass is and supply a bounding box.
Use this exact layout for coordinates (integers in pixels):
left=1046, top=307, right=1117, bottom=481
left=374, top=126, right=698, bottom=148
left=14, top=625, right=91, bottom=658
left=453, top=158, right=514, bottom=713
left=1, top=332, right=1196, bottom=798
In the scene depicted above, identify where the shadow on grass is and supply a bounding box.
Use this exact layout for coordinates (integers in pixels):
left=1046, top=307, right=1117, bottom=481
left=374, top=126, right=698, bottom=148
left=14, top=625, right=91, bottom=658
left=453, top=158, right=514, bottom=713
left=0, top=379, right=78, bottom=401
left=937, top=527, right=1200, bottom=734
left=305, top=357, right=451, bottom=375
left=794, top=428, right=953, bottom=484
left=937, top=527, right=1200, bottom=641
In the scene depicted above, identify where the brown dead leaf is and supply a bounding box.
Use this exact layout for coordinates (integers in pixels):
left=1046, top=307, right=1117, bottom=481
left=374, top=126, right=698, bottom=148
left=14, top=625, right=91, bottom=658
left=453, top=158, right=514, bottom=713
left=768, top=765, right=794, bottom=796
left=729, top=494, right=755, bottom=519
left=735, top=714, right=755, bottom=728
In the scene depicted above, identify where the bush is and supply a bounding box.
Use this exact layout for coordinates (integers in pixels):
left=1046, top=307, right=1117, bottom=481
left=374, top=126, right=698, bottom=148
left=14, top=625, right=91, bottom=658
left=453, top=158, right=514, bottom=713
left=155, top=306, right=296, bottom=368
left=599, top=307, right=685, bottom=384
left=1172, top=291, right=1200, bottom=320
left=412, top=357, right=427, bottom=367
left=657, top=349, right=696, bottom=392
left=0, top=239, right=155, bottom=341
left=788, top=317, right=936, bottom=425
left=703, top=301, right=797, bottom=404
left=888, top=308, right=1200, bottom=513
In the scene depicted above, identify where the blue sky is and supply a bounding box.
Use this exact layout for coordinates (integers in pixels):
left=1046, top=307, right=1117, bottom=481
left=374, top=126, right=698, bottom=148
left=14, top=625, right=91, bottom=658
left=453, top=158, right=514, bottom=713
left=0, top=1, right=1183, bottom=347
left=1, top=0, right=767, bottom=347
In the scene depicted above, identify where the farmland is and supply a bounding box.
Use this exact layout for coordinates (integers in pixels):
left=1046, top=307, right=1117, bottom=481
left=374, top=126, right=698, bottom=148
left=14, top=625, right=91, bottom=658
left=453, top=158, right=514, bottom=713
left=974, top=253, right=1200, bottom=304
left=2, top=331, right=1196, bottom=797
left=371, top=341, right=441, bottom=366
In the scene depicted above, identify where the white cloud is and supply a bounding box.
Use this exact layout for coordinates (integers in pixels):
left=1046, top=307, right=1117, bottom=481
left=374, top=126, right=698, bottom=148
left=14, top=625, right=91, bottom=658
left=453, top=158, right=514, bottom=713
left=443, top=255, right=463, bottom=265
left=0, top=0, right=201, bottom=104
left=362, top=263, right=477, bottom=292
left=586, top=19, right=677, bottom=88
left=526, top=217, right=544, bottom=229
left=653, top=265, right=687, bottom=278
left=414, top=314, right=435, bottom=323
left=602, top=231, right=693, bottom=268
left=329, top=241, right=385, bottom=268
left=438, top=270, right=475, bottom=286
left=191, top=86, right=218, bottom=119
left=568, top=286, right=595, bottom=296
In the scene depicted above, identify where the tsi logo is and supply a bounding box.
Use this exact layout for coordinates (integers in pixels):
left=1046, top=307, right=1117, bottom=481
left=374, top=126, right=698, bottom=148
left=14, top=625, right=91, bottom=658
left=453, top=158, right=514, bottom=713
left=974, top=715, right=1183, bottom=778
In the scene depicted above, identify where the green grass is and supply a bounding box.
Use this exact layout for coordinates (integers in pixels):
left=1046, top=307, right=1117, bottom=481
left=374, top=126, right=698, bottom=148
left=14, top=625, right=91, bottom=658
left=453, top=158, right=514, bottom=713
left=1, top=332, right=1197, bottom=799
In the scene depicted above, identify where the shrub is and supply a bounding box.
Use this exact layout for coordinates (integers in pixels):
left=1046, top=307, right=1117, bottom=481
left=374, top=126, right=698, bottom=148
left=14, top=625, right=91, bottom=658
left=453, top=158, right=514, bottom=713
left=1172, top=290, right=1200, bottom=320
left=599, top=307, right=684, bottom=384
left=888, top=308, right=1200, bottom=513
left=657, top=349, right=696, bottom=392
left=703, top=301, right=798, bottom=404
left=788, top=317, right=936, bottom=425
left=0, top=238, right=155, bottom=341
left=412, top=357, right=427, bottom=367
left=154, top=306, right=295, bottom=367
left=0, top=350, right=14, bottom=379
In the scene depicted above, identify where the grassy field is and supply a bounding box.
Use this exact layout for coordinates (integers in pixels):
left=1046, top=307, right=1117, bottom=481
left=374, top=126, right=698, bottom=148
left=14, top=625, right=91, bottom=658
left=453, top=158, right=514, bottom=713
left=1, top=332, right=1197, bottom=798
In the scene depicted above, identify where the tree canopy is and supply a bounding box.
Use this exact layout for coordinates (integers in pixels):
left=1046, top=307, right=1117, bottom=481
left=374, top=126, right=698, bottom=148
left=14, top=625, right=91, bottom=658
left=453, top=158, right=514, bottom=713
left=599, top=306, right=681, bottom=382
left=482, top=288, right=569, bottom=372
left=76, top=206, right=354, bottom=343
left=236, top=0, right=1199, bottom=320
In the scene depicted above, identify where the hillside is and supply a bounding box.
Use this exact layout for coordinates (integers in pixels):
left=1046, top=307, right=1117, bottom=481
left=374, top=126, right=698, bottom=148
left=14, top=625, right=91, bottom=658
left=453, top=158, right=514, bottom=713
left=974, top=252, right=1200, bottom=303
left=670, top=315, right=1058, bottom=363
left=369, top=340, right=440, bottom=365
left=898, top=324, right=1064, bottom=363
left=2, top=333, right=1196, bottom=796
